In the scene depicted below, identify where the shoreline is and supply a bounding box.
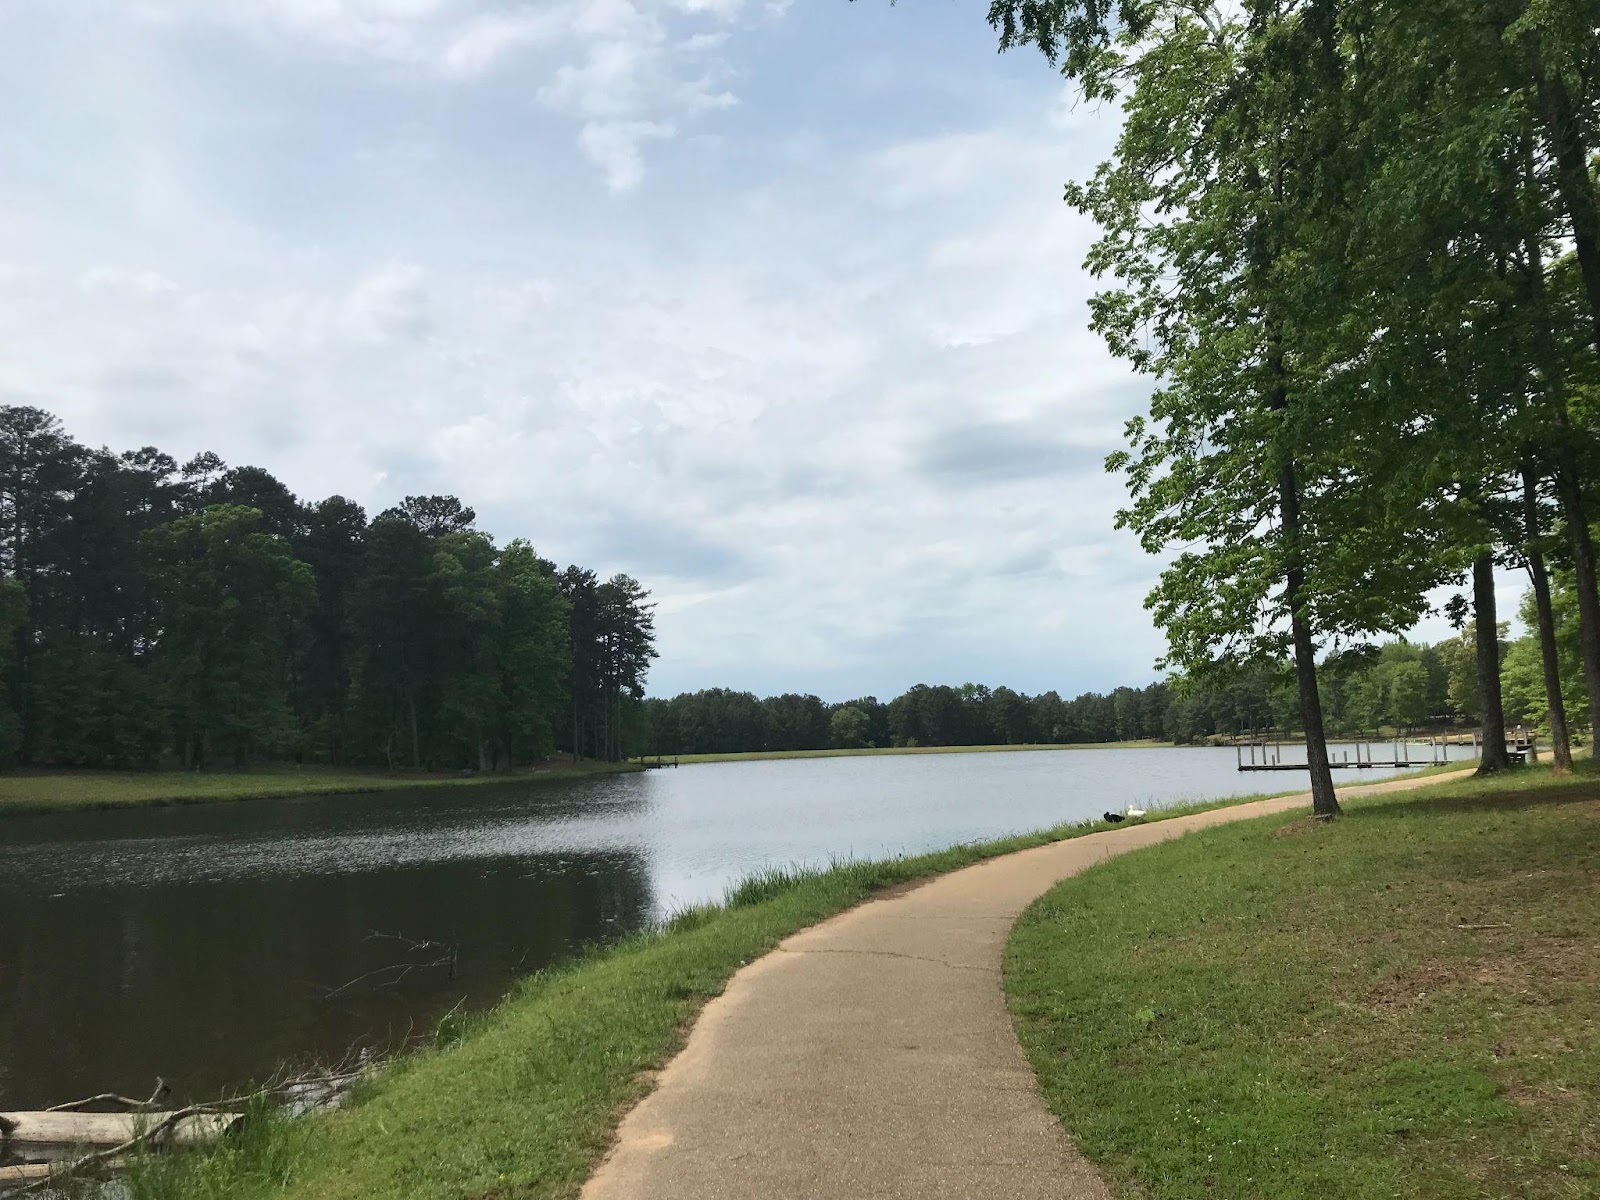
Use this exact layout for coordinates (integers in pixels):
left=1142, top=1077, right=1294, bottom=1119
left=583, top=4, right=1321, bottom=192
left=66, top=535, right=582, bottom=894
left=121, top=768, right=1496, bottom=1200
left=0, top=760, right=643, bottom=819
left=665, top=734, right=1492, bottom=767
left=668, top=739, right=1173, bottom=764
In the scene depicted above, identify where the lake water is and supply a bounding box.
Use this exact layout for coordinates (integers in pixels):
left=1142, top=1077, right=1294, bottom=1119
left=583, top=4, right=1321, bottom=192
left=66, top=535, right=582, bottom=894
left=0, top=744, right=1474, bottom=1108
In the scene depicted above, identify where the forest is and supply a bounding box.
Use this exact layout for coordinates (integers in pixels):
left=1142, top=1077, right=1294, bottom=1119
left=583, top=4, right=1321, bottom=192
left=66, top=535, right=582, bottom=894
left=979, top=0, right=1600, bottom=814
left=0, top=406, right=656, bottom=770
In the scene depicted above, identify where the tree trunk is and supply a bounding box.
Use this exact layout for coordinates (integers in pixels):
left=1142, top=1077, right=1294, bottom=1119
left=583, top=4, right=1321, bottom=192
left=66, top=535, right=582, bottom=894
left=408, top=695, right=420, bottom=770
left=1278, top=459, right=1339, bottom=817
left=1473, top=552, right=1511, bottom=773
left=1522, top=467, right=1573, bottom=773
left=1553, top=437, right=1600, bottom=751
left=1534, top=69, right=1600, bottom=347
left=1525, top=220, right=1600, bottom=752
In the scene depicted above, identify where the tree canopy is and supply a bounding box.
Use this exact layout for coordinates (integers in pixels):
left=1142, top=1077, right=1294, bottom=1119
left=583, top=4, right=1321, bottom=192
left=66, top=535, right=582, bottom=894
left=0, top=406, right=656, bottom=769
left=975, top=0, right=1600, bottom=800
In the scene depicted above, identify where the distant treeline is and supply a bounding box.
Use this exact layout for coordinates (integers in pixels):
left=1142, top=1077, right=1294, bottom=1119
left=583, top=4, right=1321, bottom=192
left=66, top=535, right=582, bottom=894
left=640, top=682, right=1173, bottom=755
left=640, top=682, right=1168, bottom=755
left=643, top=618, right=1573, bottom=756
left=0, top=407, right=656, bottom=770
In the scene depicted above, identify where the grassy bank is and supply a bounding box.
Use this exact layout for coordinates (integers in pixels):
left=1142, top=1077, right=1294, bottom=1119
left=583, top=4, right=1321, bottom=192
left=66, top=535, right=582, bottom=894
left=124, top=790, right=1263, bottom=1200
left=0, top=760, right=640, bottom=818
left=1007, top=763, right=1599, bottom=1200
left=671, top=739, right=1173, bottom=765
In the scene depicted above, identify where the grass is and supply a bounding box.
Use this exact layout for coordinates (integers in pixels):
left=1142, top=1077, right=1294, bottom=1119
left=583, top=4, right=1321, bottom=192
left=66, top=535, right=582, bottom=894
left=672, top=739, right=1174, bottom=764
left=0, top=760, right=641, bottom=818
left=1006, top=761, right=1600, bottom=1200
left=121, top=789, right=1265, bottom=1200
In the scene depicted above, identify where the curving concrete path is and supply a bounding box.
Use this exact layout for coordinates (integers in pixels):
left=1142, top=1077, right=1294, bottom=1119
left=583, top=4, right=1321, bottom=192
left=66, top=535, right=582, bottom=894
left=581, top=770, right=1472, bottom=1200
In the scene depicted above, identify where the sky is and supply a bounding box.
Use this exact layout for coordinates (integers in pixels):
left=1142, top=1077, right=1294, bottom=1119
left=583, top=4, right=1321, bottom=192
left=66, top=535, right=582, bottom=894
left=0, top=1, right=1506, bottom=701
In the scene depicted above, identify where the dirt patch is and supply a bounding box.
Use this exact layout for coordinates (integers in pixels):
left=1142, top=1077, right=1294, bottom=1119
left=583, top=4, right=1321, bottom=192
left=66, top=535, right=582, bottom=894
left=1273, top=817, right=1328, bottom=840
left=1500, top=1080, right=1582, bottom=1111
left=1363, top=935, right=1596, bottom=1013
left=1397, top=791, right=1600, bottom=819
left=1363, top=961, right=1462, bottom=1011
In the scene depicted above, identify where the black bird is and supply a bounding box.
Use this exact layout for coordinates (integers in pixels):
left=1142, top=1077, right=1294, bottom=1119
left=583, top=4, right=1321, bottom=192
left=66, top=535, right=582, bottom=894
left=1103, top=811, right=1126, bottom=823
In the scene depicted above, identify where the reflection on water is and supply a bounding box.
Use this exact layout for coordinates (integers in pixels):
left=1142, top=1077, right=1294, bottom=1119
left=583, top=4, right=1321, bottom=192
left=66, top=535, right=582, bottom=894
left=0, top=745, right=1472, bottom=1107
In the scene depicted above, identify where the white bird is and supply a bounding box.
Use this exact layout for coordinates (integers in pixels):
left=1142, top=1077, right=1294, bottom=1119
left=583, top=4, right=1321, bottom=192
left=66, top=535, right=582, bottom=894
left=1126, top=807, right=1148, bottom=819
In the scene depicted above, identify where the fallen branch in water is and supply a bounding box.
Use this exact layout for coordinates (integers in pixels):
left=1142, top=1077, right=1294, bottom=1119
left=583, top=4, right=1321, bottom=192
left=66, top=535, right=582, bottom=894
left=3, top=1063, right=370, bottom=1195
left=8, top=1103, right=237, bottom=1195
left=45, top=1078, right=168, bottom=1114
left=319, top=933, right=458, bottom=1000
left=321, top=953, right=456, bottom=999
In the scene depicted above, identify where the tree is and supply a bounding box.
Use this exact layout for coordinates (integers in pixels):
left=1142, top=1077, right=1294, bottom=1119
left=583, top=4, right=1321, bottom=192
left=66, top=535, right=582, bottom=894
left=994, top=1, right=1444, bottom=815
left=1441, top=626, right=1484, bottom=725
left=1517, top=468, right=1573, bottom=769
left=1386, top=662, right=1430, bottom=736
left=144, top=505, right=314, bottom=767
left=394, top=494, right=476, bottom=538
left=349, top=511, right=437, bottom=768
left=486, top=542, right=570, bottom=765
left=1502, top=574, right=1588, bottom=746
left=0, top=406, right=83, bottom=758
left=592, top=574, right=657, bottom=762
left=765, top=693, right=830, bottom=751
left=295, top=496, right=368, bottom=763
left=0, top=407, right=637, bottom=773
left=829, top=705, right=872, bottom=749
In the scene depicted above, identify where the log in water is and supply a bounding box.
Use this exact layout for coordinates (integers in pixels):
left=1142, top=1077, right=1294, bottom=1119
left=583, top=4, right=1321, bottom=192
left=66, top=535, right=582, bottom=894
left=0, top=1110, right=239, bottom=1146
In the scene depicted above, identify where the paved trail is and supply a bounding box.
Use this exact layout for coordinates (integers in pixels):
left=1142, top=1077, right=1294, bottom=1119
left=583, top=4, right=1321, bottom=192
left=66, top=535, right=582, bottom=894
left=581, top=770, right=1472, bottom=1200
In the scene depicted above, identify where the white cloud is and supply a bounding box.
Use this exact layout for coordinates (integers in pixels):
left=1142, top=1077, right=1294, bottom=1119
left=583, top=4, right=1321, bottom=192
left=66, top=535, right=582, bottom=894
left=78, top=267, right=180, bottom=296
left=149, top=1, right=759, bottom=188
left=577, top=120, right=676, bottom=190
left=440, top=10, right=562, bottom=76
left=0, top=0, right=1287, bottom=698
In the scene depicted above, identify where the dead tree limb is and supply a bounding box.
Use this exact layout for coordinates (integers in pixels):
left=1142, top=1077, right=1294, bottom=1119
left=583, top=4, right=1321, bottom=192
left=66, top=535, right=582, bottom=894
left=9, top=1104, right=235, bottom=1195
left=45, top=1078, right=168, bottom=1114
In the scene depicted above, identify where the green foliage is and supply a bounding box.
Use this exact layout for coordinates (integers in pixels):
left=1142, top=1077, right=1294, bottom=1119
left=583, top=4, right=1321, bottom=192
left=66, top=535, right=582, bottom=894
left=642, top=680, right=1179, bottom=755
left=980, top=0, right=1600, bottom=782
left=0, top=406, right=654, bottom=772
left=144, top=505, right=315, bottom=766
left=0, top=578, right=25, bottom=763
left=1504, top=576, right=1589, bottom=736
left=557, top=568, right=657, bottom=762
left=828, top=704, right=872, bottom=749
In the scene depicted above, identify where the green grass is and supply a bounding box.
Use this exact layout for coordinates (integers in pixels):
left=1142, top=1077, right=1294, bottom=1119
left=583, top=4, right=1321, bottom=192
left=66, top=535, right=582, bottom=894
left=671, top=739, right=1174, bottom=764
left=121, top=789, right=1263, bottom=1200
left=1006, top=762, right=1600, bottom=1200
left=0, top=760, right=640, bottom=818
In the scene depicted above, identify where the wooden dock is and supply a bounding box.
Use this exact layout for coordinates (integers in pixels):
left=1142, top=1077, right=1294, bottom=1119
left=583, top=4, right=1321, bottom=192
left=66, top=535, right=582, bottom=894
left=1237, top=733, right=1537, bottom=772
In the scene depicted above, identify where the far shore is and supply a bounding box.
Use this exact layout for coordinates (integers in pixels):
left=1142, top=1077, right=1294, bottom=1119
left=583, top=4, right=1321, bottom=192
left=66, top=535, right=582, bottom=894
left=0, top=759, right=643, bottom=819
left=666, top=740, right=1174, bottom=765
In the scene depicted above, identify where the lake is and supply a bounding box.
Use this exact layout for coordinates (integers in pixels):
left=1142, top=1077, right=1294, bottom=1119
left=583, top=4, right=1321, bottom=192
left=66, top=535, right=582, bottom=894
left=0, top=744, right=1473, bottom=1108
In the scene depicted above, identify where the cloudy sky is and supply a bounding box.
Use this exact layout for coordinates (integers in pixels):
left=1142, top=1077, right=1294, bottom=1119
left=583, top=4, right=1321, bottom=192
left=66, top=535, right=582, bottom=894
left=0, top=1, right=1487, bottom=700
